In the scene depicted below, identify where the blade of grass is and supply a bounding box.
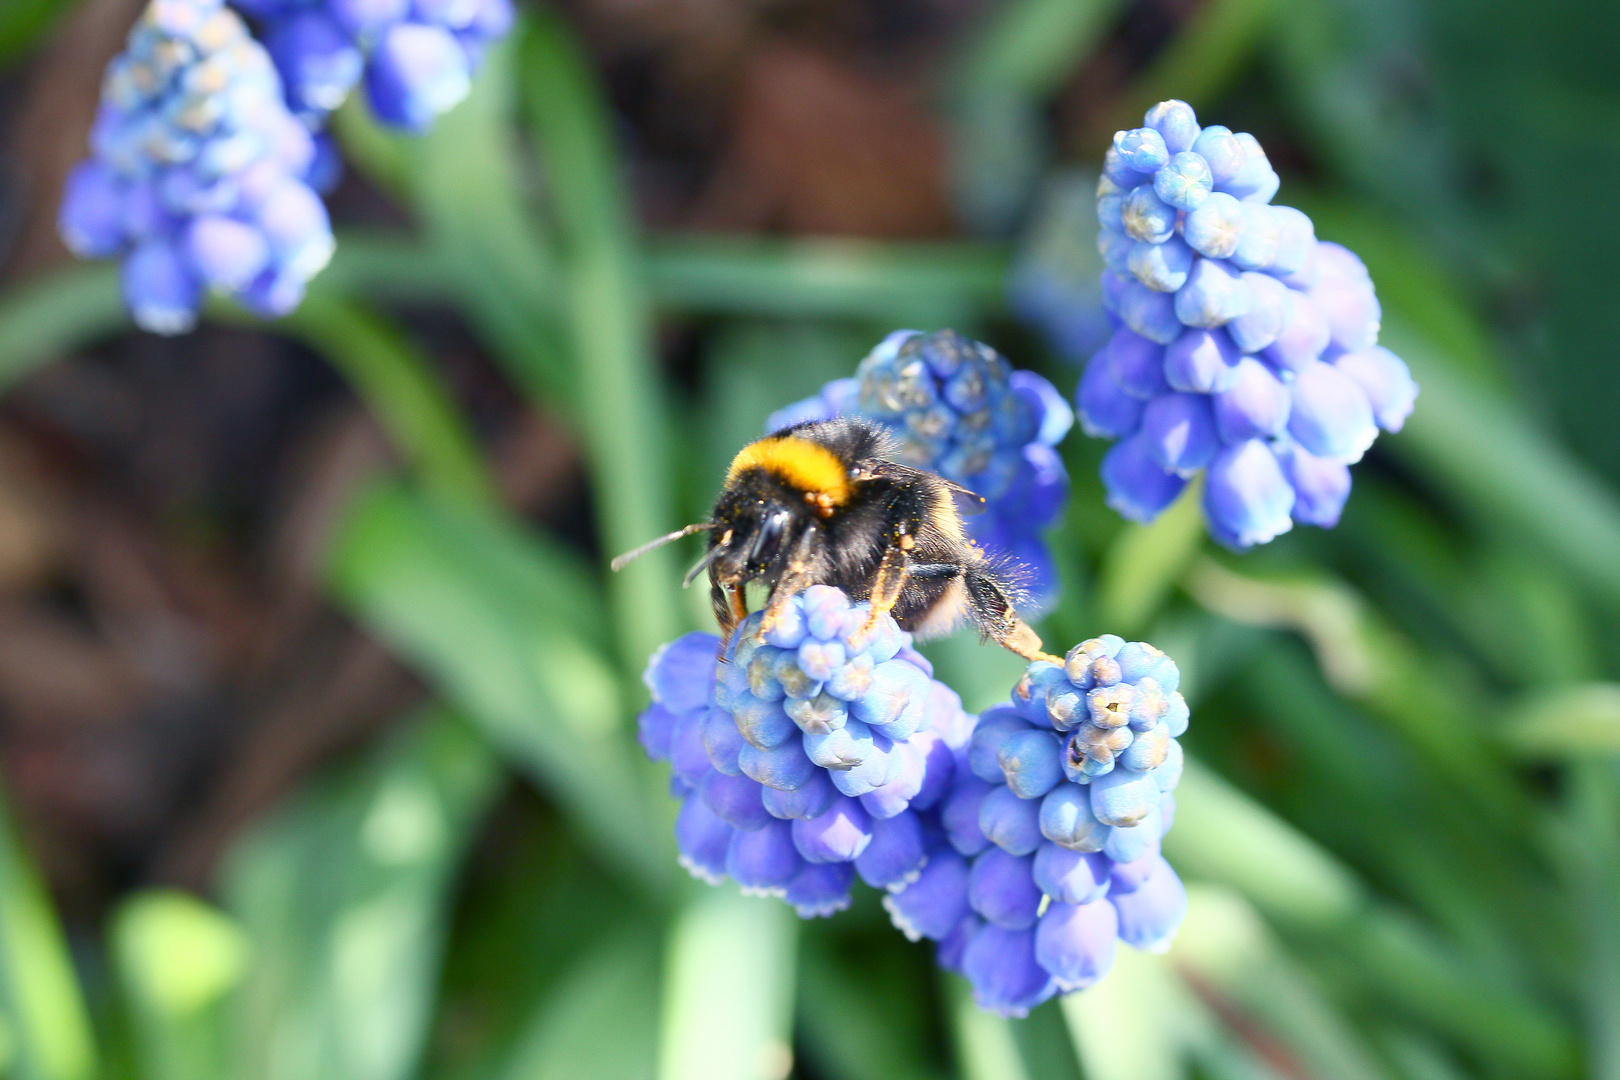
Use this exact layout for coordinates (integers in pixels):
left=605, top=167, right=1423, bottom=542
left=1553, top=761, right=1620, bottom=1080
left=945, top=975, right=1030, bottom=1080
left=0, top=790, right=96, bottom=1080
left=521, top=12, right=682, bottom=665
left=0, top=262, right=123, bottom=392
left=658, top=885, right=797, bottom=1080
left=328, top=481, right=668, bottom=892
left=1060, top=947, right=1193, bottom=1080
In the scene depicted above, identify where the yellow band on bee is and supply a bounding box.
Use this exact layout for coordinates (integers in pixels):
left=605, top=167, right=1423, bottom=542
left=727, top=435, right=853, bottom=506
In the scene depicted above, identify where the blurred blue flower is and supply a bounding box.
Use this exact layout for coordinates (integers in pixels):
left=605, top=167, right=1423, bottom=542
left=1021, top=99, right=1418, bottom=548
left=239, top=0, right=510, bottom=130
left=766, top=330, right=1072, bottom=611
left=58, top=0, right=334, bottom=333
left=885, top=634, right=1190, bottom=1016
left=638, top=586, right=975, bottom=917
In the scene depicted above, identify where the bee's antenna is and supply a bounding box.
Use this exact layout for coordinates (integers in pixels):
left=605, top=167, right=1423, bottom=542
left=610, top=524, right=713, bottom=572
left=681, top=543, right=727, bottom=588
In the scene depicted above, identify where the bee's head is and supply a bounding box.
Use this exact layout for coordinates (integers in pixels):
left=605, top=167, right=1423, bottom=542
left=707, top=494, right=803, bottom=584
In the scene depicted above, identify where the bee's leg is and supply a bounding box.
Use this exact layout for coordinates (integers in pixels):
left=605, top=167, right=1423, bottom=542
left=712, top=578, right=748, bottom=652
left=852, top=537, right=910, bottom=644
left=964, top=568, right=1061, bottom=664
left=757, top=528, right=819, bottom=642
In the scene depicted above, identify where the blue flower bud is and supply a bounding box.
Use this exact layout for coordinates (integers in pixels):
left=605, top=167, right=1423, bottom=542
left=638, top=702, right=679, bottom=761
left=885, top=848, right=971, bottom=940
left=727, top=819, right=803, bottom=896
left=1175, top=258, right=1252, bottom=328
left=822, top=653, right=872, bottom=700
left=1128, top=235, right=1194, bottom=292
left=798, top=638, right=847, bottom=681
left=1153, top=151, right=1212, bottom=211
left=1191, top=124, right=1243, bottom=186
left=1228, top=202, right=1279, bottom=271
left=1039, top=784, right=1110, bottom=851
left=1204, top=439, right=1294, bottom=548
left=254, top=180, right=334, bottom=281
left=59, top=162, right=126, bottom=258
left=968, top=846, right=1041, bottom=928
left=962, top=924, right=1055, bottom=1018
left=828, top=735, right=900, bottom=798
left=1164, top=327, right=1240, bottom=394
left=330, top=0, right=409, bottom=37
left=265, top=11, right=363, bottom=116
left=1118, top=724, right=1170, bottom=771
left=1118, top=278, right=1183, bottom=344
left=670, top=714, right=712, bottom=788
left=979, top=783, right=1044, bottom=855
left=1144, top=99, right=1200, bottom=153
left=701, top=707, right=747, bottom=775
left=785, top=691, right=849, bottom=737
left=1109, top=857, right=1187, bottom=951
left=1121, top=184, right=1177, bottom=243
left=1097, top=227, right=1132, bottom=274
left=184, top=214, right=268, bottom=291
left=937, top=914, right=981, bottom=975
left=969, top=709, right=1034, bottom=783
left=801, top=584, right=849, bottom=640
left=1116, top=641, right=1178, bottom=691
left=701, top=770, right=772, bottom=831
left=1213, top=356, right=1290, bottom=443
left=763, top=769, right=837, bottom=820
left=1335, top=345, right=1417, bottom=432
left=851, top=661, right=930, bottom=739
left=364, top=21, right=470, bottom=132
left=803, top=716, right=873, bottom=769
left=1102, top=810, right=1159, bottom=863
left=943, top=779, right=997, bottom=861
left=785, top=861, right=855, bottom=918
left=911, top=731, right=959, bottom=811
left=791, top=796, right=872, bottom=863
left=1035, top=899, right=1118, bottom=992
left=739, top=739, right=819, bottom=791
left=1077, top=352, right=1144, bottom=439
left=1098, top=328, right=1166, bottom=400
left=675, top=793, right=734, bottom=885
left=1289, top=360, right=1377, bottom=462
left=1182, top=190, right=1243, bottom=259
left=124, top=236, right=202, bottom=335
left=856, top=810, right=928, bottom=890
left=1223, top=132, right=1275, bottom=201
left=1227, top=271, right=1291, bottom=353
left=1101, top=433, right=1186, bottom=523
left=1270, top=206, right=1316, bottom=275
left=1142, top=391, right=1219, bottom=477
left=1158, top=737, right=1185, bottom=788
left=1089, top=764, right=1158, bottom=827
left=734, top=693, right=796, bottom=749
left=860, top=739, right=928, bottom=818
left=1276, top=441, right=1352, bottom=527
left=1114, top=127, right=1170, bottom=173
left=998, top=729, right=1063, bottom=798
left=1264, top=291, right=1330, bottom=372
left=1033, top=842, right=1111, bottom=904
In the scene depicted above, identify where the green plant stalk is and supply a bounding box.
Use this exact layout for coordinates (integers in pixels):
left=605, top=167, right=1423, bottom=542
left=0, top=790, right=97, bottom=1080
left=0, top=263, right=124, bottom=393
left=521, top=14, right=682, bottom=667
left=1095, top=476, right=1205, bottom=635
left=266, top=292, right=498, bottom=508
left=1559, top=761, right=1620, bottom=1080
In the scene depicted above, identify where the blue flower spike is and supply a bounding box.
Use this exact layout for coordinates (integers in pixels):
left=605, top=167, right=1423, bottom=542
left=59, top=0, right=335, bottom=333
left=233, top=0, right=510, bottom=130
left=1073, top=100, right=1418, bottom=547
left=882, top=634, right=1191, bottom=1016
left=766, top=330, right=1073, bottom=610
left=638, top=586, right=974, bottom=918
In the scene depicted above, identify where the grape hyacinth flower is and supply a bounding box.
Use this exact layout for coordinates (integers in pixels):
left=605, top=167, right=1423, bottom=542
left=231, top=0, right=513, bottom=131
left=884, top=634, right=1190, bottom=1016
left=638, top=585, right=973, bottom=917
left=1080, top=100, right=1418, bottom=548
left=58, top=0, right=335, bottom=334
left=767, top=330, right=1073, bottom=608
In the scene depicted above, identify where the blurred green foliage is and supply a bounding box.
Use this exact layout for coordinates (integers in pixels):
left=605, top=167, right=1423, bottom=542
left=3, top=0, right=1620, bottom=1078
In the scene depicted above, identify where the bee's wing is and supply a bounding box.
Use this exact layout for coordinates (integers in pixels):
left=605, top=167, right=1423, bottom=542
left=864, top=461, right=987, bottom=516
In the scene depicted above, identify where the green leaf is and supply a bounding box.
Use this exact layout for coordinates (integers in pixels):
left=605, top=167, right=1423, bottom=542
left=489, top=924, right=661, bottom=1080
left=796, top=945, right=946, bottom=1080
left=0, top=791, right=96, bottom=1080
left=111, top=891, right=249, bottom=1080
left=946, top=976, right=1031, bottom=1080
left=1061, top=948, right=1193, bottom=1080
left=657, top=886, right=797, bottom=1080
left=521, top=13, right=682, bottom=664
left=1094, top=478, right=1205, bottom=636
left=327, top=481, right=668, bottom=891
left=0, top=263, right=124, bottom=394
left=1500, top=684, right=1620, bottom=758
left=647, top=234, right=1008, bottom=327
left=222, top=710, right=499, bottom=1080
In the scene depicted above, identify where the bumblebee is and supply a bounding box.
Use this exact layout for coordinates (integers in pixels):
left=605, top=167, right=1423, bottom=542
left=613, top=416, right=1057, bottom=662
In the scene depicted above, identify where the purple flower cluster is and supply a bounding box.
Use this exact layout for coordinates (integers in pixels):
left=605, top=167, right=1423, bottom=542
left=638, top=587, right=974, bottom=917
left=1079, top=100, right=1418, bottom=548
left=231, top=0, right=512, bottom=131
left=767, top=330, right=1072, bottom=608
left=58, top=0, right=334, bottom=334
left=883, top=634, right=1189, bottom=1016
